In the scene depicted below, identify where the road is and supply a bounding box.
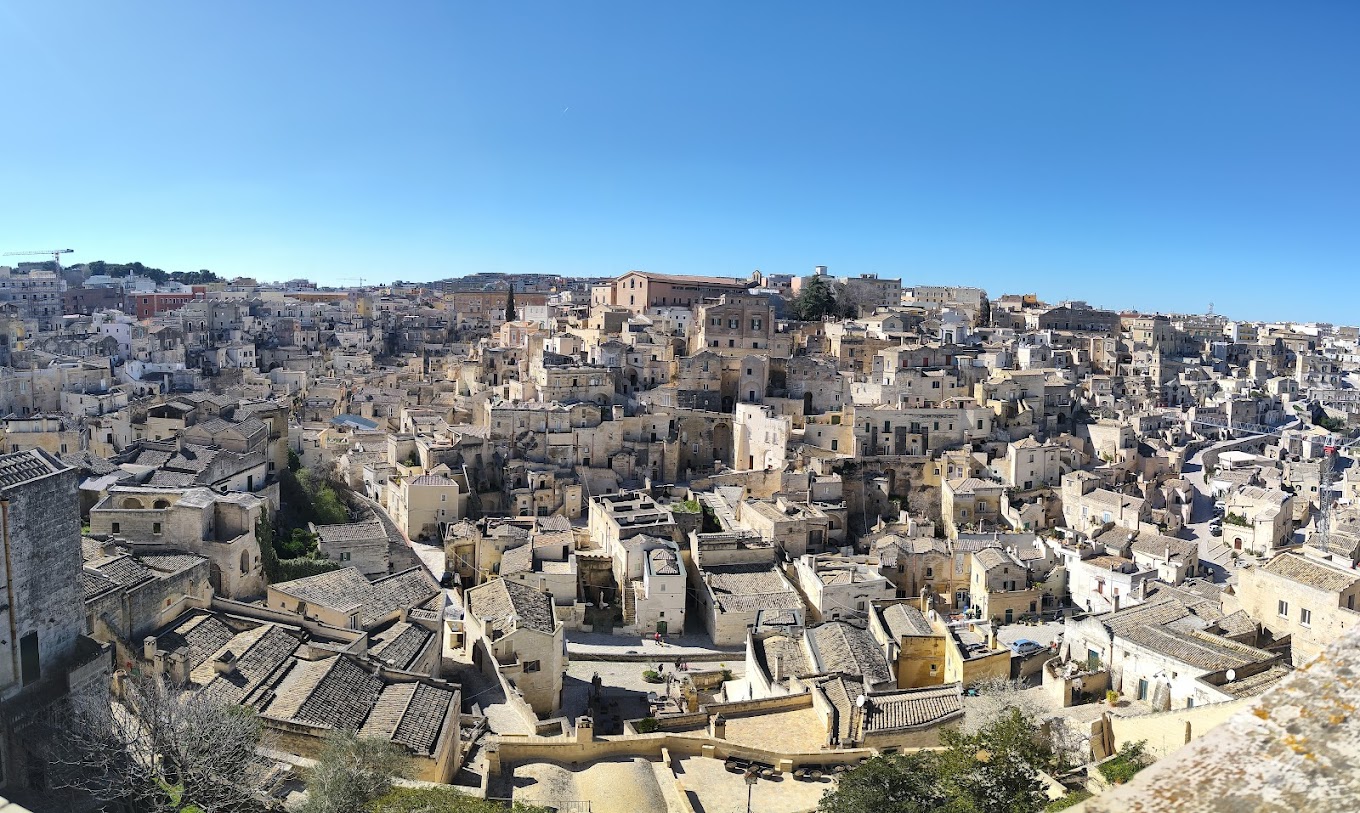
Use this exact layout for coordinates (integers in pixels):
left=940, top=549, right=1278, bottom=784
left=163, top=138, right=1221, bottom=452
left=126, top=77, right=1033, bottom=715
left=1177, top=421, right=1297, bottom=583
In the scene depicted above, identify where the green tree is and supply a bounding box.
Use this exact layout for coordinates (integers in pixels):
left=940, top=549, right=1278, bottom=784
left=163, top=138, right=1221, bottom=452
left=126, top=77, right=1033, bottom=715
left=935, top=707, right=1052, bottom=813
left=818, top=752, right=947, bottom=813
left=505, top=284, right=517, bottom=321
left=369, top=786, right=545, bottom=812
left=312, top=484, right=349, bottom=525
left=288, top=448, right=302, bottom=472
left=794, top=274, right=838, bottom=321
left=820, top=707, right=1053, bottom=813
left=303, top=731, right=410, bottom=813
left=279, top=528, right=318, bottom=559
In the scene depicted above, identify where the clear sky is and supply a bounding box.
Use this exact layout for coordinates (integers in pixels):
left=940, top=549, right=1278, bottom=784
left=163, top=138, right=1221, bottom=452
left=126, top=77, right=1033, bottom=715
left=2, top=2, right=1357, bottom=323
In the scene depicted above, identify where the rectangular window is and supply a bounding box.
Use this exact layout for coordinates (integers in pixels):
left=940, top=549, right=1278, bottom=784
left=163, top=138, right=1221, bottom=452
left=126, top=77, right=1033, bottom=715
left=1278, top=600, right=1289, bottom=618
left=153, top=522, right=162, bottom=535
left=20, top=632, right=39, bottom=686
left=830, top=439, right=838, bottom=451
left=111, top=522, right=120, bottom=534
left=523, top=660, right=541, bottom=673
left=1300, top=608, right=1312, bottom=627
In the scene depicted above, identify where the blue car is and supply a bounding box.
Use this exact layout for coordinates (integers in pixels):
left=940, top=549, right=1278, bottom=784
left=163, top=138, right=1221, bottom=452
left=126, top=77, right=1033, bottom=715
left=1009, top=639, right=1044, bottom=657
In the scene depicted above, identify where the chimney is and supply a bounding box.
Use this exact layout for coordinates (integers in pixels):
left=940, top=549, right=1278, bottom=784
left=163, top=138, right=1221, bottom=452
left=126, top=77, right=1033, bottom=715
left=1112, top=594, right=1121, bottom=612
left=213, top=650, right=239, bottom=676
left=168, top=649, right=191, bottom=686
left=143, top=636, right=159, bottom=661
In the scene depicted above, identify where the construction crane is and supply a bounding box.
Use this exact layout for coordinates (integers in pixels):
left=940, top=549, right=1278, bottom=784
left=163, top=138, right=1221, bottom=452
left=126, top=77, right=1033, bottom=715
left=2, top=249, right=74, bottom=269
left=340, top=277, right=366, bottom=288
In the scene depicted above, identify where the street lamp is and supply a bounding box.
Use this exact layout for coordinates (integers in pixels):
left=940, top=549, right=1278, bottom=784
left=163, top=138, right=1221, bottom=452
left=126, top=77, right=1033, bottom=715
left=744, top=769, right=758, bottom=813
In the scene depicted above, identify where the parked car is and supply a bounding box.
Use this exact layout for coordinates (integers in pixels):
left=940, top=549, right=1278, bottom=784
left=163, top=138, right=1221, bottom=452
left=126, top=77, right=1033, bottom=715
left=439, top=571, right=456, bottom=588
left=1009, top=639, right=1044, bottom=657
left=1209, top=521, right=1223, bottom=537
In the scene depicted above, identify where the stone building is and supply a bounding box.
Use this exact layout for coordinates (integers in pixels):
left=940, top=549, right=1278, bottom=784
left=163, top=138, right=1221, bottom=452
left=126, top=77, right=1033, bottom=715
left=0, top=450, right=111, bottom=801
left=1233, top=551, right=1360, bottom=667
left=88, top=485, right=268, bottom=599
left=463, top=579, right=565, bottom=717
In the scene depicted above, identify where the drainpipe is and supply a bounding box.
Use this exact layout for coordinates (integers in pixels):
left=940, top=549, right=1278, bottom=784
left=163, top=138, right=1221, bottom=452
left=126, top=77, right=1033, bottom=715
left=0, top=499, right=18, bottom=685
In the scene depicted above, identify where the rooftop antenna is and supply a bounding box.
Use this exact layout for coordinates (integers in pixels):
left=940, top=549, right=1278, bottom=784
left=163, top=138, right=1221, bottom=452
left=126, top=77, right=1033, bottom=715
left=1207, top=302, right=1215, bottom=316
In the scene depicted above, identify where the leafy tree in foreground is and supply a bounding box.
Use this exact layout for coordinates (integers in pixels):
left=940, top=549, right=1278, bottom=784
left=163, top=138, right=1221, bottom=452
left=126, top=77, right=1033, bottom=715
left=302, top=730, right=410, bottom=813
left=819, top=707, right=1053, bottom=813
left=369, top=786, right=547, bottom=812
left=818, top=751, right=947, bottom=813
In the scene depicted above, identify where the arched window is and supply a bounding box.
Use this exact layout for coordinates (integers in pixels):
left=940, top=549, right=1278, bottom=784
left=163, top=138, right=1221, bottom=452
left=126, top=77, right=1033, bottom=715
left=121, top=497, right=143, bottom=510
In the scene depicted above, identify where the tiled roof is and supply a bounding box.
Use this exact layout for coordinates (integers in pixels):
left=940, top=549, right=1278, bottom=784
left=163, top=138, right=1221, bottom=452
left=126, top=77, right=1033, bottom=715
left=88, top=554, right=156, bottom=589
left=313, top=519, right=387, bottom=543
left=80, top=569, right=120, bottom=601
left=0, top=450, right=63, bottom=490
left=881, top=603, right=935, bottom=638
left=357, top=682, right=413, bottom=742
left=1098, top=597, right=1192, bottom=636
left=294, top=657, right=385, bottom=731
left=1214, top=663, right=1291, bottom=699
left=1122, top=625, right=1276, bottom=672
left=758, top=633, right=812, bottom=682
left=648, top=547, right=681, bottom=576
left=466, top=578, right=556, bottom=634
left=1262, top=553, right=1360, bottom=593
left=972, top=547, right=1012, bottom=572
left=137, top=553, right=209, bottom=574
left=157, top=612, right=237, bottom=667
left=862, top=684, right=964, bottom=733
left=500, top=544, right=533, bottom=576
left=1131, top=532, right=1198, bottom=561
left=392, top=683, right=455, bottom=754
left=271, top=567, right=438, bottom=628
left=370, top=622, right=433, bottom=671
left=948, top=477, right=999, bottom=495
left=199, top=625, right=300, bottom=705
left=704, top=563, right=804, bottom=614
left=808, top=622, right=893, bottom=685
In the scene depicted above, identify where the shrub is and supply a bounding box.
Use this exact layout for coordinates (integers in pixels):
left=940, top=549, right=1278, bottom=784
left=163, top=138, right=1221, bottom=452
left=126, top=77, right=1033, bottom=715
left=642, top=669, right=663, bottom=683
left=1046, top=789, right=1094, bottom=811
left=635, top=717, right=660, bottom=734
left=1098, top=740, right=1152, bottom=785
left=1106, top=689, right=1119, bottom=705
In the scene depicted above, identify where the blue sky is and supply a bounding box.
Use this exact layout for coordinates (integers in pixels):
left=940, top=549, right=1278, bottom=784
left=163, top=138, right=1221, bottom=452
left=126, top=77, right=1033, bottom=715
left=2, top=2, right=1357, bottom=323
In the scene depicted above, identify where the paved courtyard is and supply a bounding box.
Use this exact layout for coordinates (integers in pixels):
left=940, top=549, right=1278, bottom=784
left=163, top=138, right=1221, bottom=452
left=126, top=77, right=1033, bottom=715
left=722, top=706, right=828, bottom=752
left=676, top=755, right=832, bottom=813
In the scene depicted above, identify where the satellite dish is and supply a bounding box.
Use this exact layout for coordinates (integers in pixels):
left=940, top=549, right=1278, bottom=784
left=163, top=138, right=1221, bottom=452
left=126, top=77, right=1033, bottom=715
left=855, top=694, right=868, bottom=709
left=1226, top=669, right=1236, bottom=682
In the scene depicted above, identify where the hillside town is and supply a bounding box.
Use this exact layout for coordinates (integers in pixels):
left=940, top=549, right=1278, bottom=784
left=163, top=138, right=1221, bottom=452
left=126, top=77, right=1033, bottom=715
left=0, top=259, right=1357, bottom=812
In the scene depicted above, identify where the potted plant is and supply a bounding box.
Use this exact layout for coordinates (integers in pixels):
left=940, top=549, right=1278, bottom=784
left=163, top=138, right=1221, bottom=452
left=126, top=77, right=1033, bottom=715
left=1106, top=689, right=1119, bottom=708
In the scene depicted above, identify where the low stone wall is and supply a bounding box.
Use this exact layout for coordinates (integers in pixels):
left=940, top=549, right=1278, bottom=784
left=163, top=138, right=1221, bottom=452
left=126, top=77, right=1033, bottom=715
left=489, top=730, right=877, bottom=778
left=1107, top=696, right=1251, bottom=759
